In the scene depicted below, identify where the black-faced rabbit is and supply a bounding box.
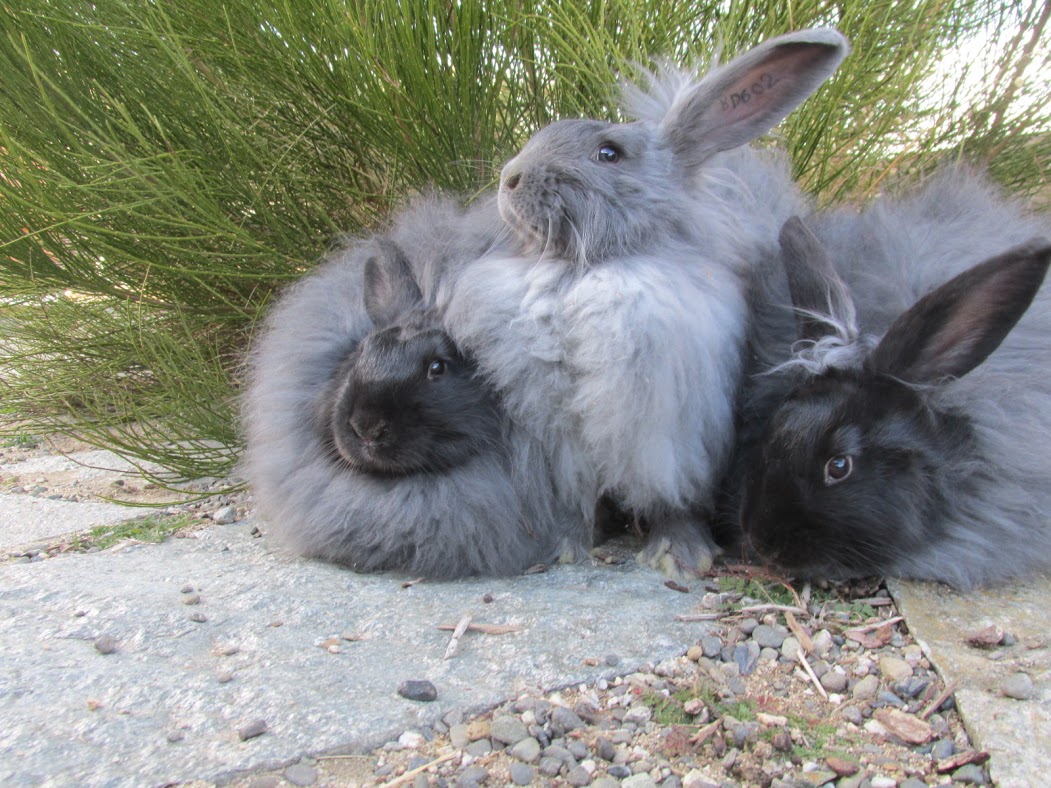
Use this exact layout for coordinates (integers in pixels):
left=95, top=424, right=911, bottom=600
left=735, top=168, right=1051, bottom=588
left=441, top=29, right=850, bottom=578
left=243, top=238, right=584, bottom=578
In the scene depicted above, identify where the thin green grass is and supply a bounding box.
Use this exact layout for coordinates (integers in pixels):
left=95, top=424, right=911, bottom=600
left=1, top=1, right=1048, bottom=481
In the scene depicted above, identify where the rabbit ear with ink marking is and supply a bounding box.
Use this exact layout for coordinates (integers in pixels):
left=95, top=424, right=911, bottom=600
left=871, top=240, right=1051, bottom=384
left=363, top=239, right=423, bottom=327
left=779, top=215, right=855, bottom=341
left=659, top=28, right=849, bottom=173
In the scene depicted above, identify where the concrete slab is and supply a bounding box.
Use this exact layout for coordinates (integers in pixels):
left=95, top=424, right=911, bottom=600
left=0, top=448, right=145, bottom=479
left=889, top=577, right=1051, bottom=788
left=0, top=494, right=134, bottom=550
left=0, top=518, right=713, bottom=787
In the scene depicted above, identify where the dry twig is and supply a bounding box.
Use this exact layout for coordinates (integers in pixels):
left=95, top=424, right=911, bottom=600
left=443, top=614, right=473, bottom=659
left=380, top=751, right=459, bottom=787
left=795, top=645, right=829, bottom=700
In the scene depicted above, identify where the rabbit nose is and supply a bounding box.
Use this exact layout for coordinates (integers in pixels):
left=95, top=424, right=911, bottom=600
left=502, top=161, right=523, bottom=191
left=350, top=415, right=387, bottom=444
left=505, top=172, right=521, bottom=191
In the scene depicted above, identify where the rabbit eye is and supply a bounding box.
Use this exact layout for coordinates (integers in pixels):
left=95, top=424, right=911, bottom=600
left=823, top=455, right=853, bottom=485
left=427, top=359, right=447, bottom=379
left=595, top=144, right=621, bottom=163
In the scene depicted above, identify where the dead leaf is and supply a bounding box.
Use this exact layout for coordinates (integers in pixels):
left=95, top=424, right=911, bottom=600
left=873, top=708, right=933, bottom=745
left=664, top=580, right=690, bottom=593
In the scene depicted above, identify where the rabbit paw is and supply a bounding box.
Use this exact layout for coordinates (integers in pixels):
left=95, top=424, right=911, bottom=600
left=557, top=536, right=592, bottom=565
left=637, top=520, right=719, bottom=581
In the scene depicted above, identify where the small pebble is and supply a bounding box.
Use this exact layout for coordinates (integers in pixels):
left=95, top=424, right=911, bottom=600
left=952, top=764, right=988, bottom=785
left=397, top=680, right=438, bottom=702
left=879, top=655, right=913, bottom=682
left=509, top=762, right=535, bottom=785
left=752, top=624, right=786, bottom=649
left=821, top=670, right=848, bottom=693
left=852, top=674, right=880, bottom=700
left=466, top=739, right=492, bottom=757
left=1001, top=672, right=1034, bottom=700
left=622, top=774, right=658, bottom=788
left=180, top=584, right=195, bottom=593
left=237, top=719, right=268, bottom=741
left=550, top=705, right=586, bottom=735
left=217, top=669, right=234, bottom=683
left=490, top=715, right=530, bottom=745
left=459, top=766, right=489, bottom=785
left=283, top=763, right=318, bottom=786
left=510, top=736, right=541, bottom=763
left=189, top=611, right=207, bottom=623
left=869, top=776, right=897, bottom=788
left=212, top=506, right=237, bottom=524
left=181, top=593, right=201, bottom=606
left=594, top=736, right=616, bottom=762
left=780, top=636, right=801, bottom=661
left=565, top=765, right=593, bottom=786
left=931, top=737, right=955, bottom=759
left=700, top=636, right=723, bottom=658
left=94, top=635, right=118, bottom=655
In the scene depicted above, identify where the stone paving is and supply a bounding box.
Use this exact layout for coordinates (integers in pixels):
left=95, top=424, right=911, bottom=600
left=0, top=446, right=1047, bottom=786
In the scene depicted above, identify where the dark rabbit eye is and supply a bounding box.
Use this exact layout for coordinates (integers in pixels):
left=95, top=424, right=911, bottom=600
left=427, top=359, right=447, bottom=379
left=823, top=455, right=854, bottom=485
left=596, top=144, right=621, bottom=163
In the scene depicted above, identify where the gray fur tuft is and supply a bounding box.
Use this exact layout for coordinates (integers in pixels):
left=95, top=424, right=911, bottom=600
left=739, top=166, right=1051, bottom=587
left=242, top=232, right=585, bottom=579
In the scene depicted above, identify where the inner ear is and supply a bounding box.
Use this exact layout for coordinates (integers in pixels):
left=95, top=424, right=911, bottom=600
left=659, top=29, right=849, bottom=171
left=872, top=241, right=1051, bottom=384
left=779, top=216, right=856, bottom=341
left=363, top=239, right=423, bottom=328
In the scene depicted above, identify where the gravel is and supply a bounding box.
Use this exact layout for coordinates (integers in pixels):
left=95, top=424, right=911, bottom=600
left=245, top=580, right=995, bottom=788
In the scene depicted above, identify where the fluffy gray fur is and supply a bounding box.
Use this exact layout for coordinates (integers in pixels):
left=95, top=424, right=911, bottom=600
left=242, top=236, right=584, bottom=579
left=438, top=29, right=850, bottom=578
left=738, top=167, right=1051, bottom=587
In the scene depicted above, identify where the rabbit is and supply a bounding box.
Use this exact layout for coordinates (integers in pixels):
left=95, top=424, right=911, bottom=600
left=242, top=235, right=585, bottom=579
left=439, top=28, right=851, bottom=579
left=734, top=167, right=1051, bottom=588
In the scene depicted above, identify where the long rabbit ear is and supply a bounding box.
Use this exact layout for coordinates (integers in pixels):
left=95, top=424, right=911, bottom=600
left=779, top=215, right=855, bottom=341
left=659, top=28, right=849, bottom=173
left=363, top=239, right=423, bottom=327
left=872, top=241, right=1051, bottom=384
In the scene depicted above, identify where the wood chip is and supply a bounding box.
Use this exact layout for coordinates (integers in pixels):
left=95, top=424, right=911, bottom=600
left=664, top=580, right=690, bottom=593
left=844, top=621, right=896, bottom=649
left=443, top=614, right=473, bottom=659
left=873, top=708, right=933, bottom=744
left=688, top=717, right=722, bottom=745
left=965, top=624, right=1005, bottom=648
left=436, top=622, right=522, bottom=635
left=737, top=603, right=808, bottom=615
left=935, top=750, right=991, bottom=773
left=400, top=577, right=425, bottom=589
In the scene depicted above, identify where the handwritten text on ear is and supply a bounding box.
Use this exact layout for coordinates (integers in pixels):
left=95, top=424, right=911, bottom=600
left=720, top=73, right=782, bottom=112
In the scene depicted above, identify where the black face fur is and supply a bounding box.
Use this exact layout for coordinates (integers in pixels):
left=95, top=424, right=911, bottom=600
left=740, top=368, right=973, bottom=579
left=328, top=322, right=501, bottom=476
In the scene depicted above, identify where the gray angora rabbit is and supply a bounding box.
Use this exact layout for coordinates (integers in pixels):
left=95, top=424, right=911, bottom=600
left=440, top=29, right=850, bottom=578
left=242, top=237, right=584, bottom=578
left=735, top=167, right=1051, bottom=588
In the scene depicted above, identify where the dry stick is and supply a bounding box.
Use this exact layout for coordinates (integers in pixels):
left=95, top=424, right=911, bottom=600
left=380, top=751, right=460, bottom=787
left=920, top=679, right=959, bottom=720
left=436, top=622, right=522, bottom=635
left=674, top=612, right=728, bottom=622
left=795, top=645, right=829, bottom=700
left=443, top=614, right=473, bottom=659
left=737, top=603, right=808, bottom=616
left=847, top=615, right=904, bottom=634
